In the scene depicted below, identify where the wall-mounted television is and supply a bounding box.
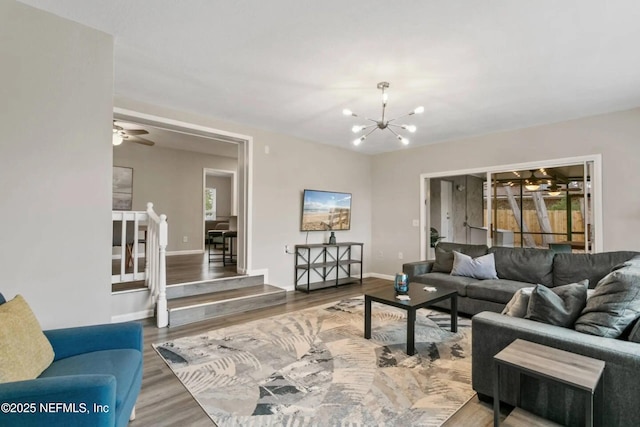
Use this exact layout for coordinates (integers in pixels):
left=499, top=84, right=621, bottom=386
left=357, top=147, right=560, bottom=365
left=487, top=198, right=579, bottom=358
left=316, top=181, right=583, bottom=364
left=301, top=189, right=352, bottom=231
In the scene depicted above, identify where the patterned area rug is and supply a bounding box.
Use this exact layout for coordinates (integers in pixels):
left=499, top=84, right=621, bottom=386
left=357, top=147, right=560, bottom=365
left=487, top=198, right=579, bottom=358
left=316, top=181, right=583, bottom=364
left=153, top=297, right=474, bottom=427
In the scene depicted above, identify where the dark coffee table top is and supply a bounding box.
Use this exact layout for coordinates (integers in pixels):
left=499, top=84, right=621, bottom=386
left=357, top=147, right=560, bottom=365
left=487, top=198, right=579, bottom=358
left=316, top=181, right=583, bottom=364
left=365, top=284, right=456, bottom=309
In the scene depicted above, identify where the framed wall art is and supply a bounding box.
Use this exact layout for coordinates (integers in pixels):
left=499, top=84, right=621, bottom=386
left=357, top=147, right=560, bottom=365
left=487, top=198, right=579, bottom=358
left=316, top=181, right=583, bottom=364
left=113, top=166, right=133, bottom=210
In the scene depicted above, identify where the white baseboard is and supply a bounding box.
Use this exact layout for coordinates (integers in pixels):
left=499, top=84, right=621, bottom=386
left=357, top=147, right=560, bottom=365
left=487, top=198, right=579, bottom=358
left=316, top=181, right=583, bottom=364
left=111, top=309, right=153, bottom=323
left=366, top=272, right=395, bottom=281
left=166, top=249, right=204, bottom=256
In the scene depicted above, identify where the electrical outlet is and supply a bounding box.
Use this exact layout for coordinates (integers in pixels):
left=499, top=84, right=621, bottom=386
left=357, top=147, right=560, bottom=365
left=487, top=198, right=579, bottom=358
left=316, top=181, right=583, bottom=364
left=182, top=236, right=188, bottom=243
left=398, top=252, right=404, bottom=260
left=284, top=245, right=290, bottom=254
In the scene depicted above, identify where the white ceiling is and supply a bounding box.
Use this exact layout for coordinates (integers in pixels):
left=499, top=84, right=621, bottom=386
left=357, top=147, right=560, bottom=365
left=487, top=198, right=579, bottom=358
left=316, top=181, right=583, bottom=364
left=20, top=1, right=640, bottom=155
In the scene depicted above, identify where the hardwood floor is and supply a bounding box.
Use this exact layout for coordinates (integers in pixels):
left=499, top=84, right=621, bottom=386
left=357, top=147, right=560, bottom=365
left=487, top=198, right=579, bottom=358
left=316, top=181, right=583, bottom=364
left=133, top=278, right=505, bottom=426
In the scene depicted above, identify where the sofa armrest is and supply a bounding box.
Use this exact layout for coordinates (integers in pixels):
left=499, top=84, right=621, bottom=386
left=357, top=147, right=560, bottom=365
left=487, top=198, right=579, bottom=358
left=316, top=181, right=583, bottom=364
left=0, top=375, right=116, bottom=427
left=403, top=260, right=434, bottom=281
left=44, top=322, right=143, bottom=361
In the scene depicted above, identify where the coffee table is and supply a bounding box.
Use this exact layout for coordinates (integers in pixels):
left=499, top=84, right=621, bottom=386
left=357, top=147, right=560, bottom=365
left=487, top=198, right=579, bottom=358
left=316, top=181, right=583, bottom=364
left=364, top=285, right=457, bottom=356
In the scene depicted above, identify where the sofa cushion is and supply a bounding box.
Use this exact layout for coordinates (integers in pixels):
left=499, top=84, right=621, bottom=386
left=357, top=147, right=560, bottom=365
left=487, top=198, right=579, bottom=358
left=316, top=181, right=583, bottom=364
left=525, top=281, right=589, bottom=328
left=574, top=264, right=640, bottom=338
left=412, top=272, right=476, bottom=296
left=552, top=251, right=639, bottom=288
left=39, top=349, right=142, bottom=408
left=466, top=279, right=534, bottom=304
left=0, top=295, right=55, bottom=383
left=432, top=242, right=489, bottom=273
left=489, top=246, right=555, bottom=287
left=501, top=287, right=535, bottom=318
left=451, top=251, right=498, bottom=280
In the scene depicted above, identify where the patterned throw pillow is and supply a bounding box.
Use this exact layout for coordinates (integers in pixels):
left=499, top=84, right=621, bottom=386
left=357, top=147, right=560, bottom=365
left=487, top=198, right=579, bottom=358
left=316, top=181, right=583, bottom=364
left=0, top=295, right=55, bottom=383
left=502, top=287, right=535, bottom=318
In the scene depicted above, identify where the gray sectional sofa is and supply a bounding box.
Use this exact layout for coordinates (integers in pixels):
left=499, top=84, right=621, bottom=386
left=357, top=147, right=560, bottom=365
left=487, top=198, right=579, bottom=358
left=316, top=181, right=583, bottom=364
left=402, top=242, right=638, bottom=315
left=403, top=243, right=640, bottom=426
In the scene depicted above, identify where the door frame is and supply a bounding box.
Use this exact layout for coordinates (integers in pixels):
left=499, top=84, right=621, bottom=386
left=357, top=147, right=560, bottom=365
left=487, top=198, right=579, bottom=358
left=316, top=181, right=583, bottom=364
left=113, top=107, right=254, bottom=273
left=419, top=154, right=602, bottom=260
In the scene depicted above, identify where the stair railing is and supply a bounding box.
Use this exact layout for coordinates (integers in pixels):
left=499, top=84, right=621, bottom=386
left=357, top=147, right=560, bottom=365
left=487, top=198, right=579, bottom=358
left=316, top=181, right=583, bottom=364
left=145, top=202, right=169, bottom=327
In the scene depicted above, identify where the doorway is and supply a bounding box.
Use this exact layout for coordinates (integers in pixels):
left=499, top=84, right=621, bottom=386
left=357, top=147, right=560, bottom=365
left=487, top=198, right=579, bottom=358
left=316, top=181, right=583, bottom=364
left=113, top=107, right=253, bottom=273
left=419, top=155, right=602, bottom=260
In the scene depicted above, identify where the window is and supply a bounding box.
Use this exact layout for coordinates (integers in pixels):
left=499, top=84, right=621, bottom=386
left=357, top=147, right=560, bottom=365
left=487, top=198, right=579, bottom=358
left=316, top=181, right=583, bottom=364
left=205, top=188, right=216, bottom=220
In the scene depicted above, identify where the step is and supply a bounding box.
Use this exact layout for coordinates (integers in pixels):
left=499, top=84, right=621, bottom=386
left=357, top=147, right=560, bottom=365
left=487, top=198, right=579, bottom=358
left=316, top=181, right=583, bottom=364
left=165, top=274, right=264, bottom=299
left=167, top=284, right=286, bottom=327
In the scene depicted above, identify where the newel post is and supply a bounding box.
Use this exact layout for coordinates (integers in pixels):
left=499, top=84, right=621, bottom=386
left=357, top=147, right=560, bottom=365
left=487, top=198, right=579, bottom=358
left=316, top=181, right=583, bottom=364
left=156, top=213, right=169, bottom=328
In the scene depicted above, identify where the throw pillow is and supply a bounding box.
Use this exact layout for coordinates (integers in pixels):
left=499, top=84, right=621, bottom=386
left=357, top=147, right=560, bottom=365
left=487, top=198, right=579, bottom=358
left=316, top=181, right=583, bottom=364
left=450, top=251, right=498, bottom=280
left=574, top=264, right=640, bottom=338
left=432, top=242, right=489, bottom=273
left=433, top=245, right=456, bottom=273
left=0, top=295, right=55, bottom=383
left=501, top=287, right=535, bottom=318
left=628, top=318, right=640, bottom=343
left=525, top=281, right=589, bottom=328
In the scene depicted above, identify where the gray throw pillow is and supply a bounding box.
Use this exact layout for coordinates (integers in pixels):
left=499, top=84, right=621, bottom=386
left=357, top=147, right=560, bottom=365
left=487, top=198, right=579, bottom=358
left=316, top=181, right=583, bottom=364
left=628, top=319, right=640, bottom=343
left=525, top=280, right=589, bottom=328
left=433, top=245, right=456, bottom=273
left=502, top=287, right=535, bottom=318
left=432, top=242, right=489, bottom=273
left=574, top=265, right=640, bottom=338
left=450, top=251, right=498, bottom=280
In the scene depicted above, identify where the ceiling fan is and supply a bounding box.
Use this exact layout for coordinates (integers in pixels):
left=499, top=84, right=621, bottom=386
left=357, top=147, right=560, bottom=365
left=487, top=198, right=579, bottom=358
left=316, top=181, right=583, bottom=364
left=112, top=121, right=155, bottom=146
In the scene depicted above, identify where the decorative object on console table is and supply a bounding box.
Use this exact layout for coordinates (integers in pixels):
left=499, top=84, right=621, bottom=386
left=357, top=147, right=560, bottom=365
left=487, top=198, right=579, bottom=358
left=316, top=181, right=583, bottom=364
left=294, top=242, right=363, bottom=293
left=328, top=231, right=336, bottom=244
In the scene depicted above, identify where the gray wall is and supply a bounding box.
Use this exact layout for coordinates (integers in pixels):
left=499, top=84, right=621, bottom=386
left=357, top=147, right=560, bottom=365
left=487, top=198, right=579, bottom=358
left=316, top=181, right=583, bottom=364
left=115, top=97, right=373, bottom=290
left=206, top=175, right=232, bottom=218
left=372, top=107, right=640, bottom=275
left=0, top=2, right=113, bottom=328
left=113, top=143, right=236, bottom=252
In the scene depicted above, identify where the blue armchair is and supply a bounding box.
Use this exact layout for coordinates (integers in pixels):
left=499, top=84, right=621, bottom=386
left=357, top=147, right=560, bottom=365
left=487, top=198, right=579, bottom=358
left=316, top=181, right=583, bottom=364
left=0, top=293, right=143, bottom=427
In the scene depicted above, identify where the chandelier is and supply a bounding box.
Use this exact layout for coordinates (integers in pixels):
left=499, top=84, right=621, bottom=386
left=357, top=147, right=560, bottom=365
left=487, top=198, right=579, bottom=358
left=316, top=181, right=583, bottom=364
left=343, top=82, right=424, bottom=146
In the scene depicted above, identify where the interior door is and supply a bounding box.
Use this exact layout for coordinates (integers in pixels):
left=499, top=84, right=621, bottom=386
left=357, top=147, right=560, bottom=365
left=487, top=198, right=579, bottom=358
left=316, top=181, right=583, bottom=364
left=441, top=180, right=453, bottom=242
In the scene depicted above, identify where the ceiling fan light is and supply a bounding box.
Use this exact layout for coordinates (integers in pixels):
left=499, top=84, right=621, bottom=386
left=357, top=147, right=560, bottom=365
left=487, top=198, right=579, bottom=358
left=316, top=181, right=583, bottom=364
left=343, top=109, right=355, bottom=117
left=413, top=106, right=425, bottom=114
left=112, top=133, right=123, bottom=146
left=403, top=124, right=417, bottom=133
left=351, top=125, right=364, bottom=133
left=353, top=136, right=365, bottom=146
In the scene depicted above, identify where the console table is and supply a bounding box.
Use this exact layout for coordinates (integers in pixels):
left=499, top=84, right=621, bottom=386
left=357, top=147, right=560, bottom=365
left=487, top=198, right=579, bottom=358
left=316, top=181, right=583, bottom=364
left=493, top=339, right=605, bottom=427
left=294, top=242, right=363, bottom=293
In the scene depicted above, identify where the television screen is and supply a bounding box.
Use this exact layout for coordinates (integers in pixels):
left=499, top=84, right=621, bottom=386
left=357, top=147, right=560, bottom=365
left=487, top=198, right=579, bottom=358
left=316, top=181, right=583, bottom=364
left=301, top=189, right=352, bottom=231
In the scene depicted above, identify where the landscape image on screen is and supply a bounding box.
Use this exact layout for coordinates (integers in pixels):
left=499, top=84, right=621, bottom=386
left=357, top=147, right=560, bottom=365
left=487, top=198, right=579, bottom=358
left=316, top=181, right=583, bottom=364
left=301, top=190, right=352, bottom=231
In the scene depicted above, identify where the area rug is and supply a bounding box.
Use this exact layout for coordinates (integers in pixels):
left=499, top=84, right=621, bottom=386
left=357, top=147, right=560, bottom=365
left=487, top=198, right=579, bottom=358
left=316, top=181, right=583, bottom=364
left=153, top=297, right=474, bottom=427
